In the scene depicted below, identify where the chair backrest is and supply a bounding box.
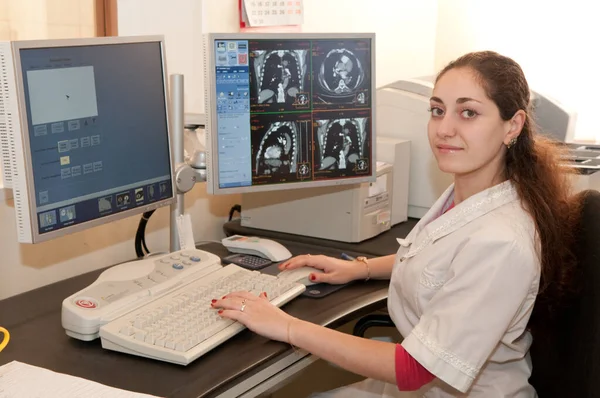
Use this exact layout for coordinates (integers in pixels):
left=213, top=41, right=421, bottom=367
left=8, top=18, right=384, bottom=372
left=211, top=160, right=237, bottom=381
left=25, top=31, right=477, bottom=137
left=529, top=189, right=600, bottom=397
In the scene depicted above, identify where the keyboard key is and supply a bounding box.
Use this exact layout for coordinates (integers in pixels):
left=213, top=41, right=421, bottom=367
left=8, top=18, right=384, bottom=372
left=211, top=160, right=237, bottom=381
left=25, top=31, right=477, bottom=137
left=165, top=339, right=176, bottom=350
left=119, top=326, right=135, bottom=336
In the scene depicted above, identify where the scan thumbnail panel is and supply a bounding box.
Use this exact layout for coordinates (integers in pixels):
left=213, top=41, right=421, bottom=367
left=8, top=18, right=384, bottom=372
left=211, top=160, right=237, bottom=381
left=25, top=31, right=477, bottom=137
left=251, top=112, right=313, bottom=185
left=313, top=109, right=371, bottom=179
left=249, top=40, right=311, bottom=113
left=311, top=39, right=371, bottom=110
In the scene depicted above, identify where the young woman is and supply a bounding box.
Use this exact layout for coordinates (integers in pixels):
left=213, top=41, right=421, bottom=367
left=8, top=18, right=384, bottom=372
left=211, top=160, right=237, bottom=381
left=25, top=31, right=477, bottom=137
left=212, top=51, right=580, bottom=397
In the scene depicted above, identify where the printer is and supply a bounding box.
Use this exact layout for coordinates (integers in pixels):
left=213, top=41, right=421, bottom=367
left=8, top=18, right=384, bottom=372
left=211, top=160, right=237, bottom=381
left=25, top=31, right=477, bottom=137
left=377, top=76, right=598, bottom=218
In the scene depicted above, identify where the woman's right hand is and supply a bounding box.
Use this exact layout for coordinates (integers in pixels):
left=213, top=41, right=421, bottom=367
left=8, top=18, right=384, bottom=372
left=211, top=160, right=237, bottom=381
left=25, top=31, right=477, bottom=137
left=278, top=254, right=365, bottom=285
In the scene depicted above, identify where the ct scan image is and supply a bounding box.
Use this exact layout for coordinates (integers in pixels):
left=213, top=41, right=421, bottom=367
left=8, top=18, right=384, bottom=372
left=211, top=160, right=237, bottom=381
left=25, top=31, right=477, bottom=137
left=312, top=39, right=371, bottom=108
left=313, top=115, right=370, bottom=176
left=249, top=44, right=310, bottom=111
left=251, top=114, right=313, bottom=183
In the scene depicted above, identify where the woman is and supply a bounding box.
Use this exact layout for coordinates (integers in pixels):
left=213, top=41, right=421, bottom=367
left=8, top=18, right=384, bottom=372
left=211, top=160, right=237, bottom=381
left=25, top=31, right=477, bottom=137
left=213, top=51, right=580, bottom=397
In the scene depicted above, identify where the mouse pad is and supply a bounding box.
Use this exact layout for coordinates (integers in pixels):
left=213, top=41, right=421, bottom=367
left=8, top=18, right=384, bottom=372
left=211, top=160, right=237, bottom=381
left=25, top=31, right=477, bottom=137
left=301, top=282, right=352, bottom=298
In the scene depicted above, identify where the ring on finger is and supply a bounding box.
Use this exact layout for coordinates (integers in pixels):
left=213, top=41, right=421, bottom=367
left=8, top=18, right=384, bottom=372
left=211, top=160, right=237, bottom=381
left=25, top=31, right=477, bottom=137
left=240, top=299, right=247, bottom=312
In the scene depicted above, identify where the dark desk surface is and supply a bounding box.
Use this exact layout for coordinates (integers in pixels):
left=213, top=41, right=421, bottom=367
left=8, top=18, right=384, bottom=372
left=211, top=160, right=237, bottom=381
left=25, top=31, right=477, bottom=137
left=0, top=242, right=390, bottom=398
left=223, top=219, right=419, bottom=257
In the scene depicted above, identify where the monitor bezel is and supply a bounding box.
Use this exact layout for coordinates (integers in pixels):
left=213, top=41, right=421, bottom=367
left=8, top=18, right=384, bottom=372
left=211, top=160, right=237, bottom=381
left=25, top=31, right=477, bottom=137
left=10, top=35, right=176, bottom=243
left=205, top=32, right=377, bottom=195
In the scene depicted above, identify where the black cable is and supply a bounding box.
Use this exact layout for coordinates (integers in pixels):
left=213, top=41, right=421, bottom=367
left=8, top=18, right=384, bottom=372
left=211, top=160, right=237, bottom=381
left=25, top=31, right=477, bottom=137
left=141, top=210, right=155, bottom=255
left=134, top=219, right=144, bottom=258
left=185, top=123, right=205, bottom=130
left=142, top=231, right=151, bottom=254
left=228, top=204, right=241, bottom=221
left=134, top=210, right=155, bottom=258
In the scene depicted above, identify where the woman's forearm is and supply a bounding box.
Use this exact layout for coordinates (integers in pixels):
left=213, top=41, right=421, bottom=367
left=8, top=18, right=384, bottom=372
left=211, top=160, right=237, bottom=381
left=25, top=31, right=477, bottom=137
left=289, top=319, right=396, bottom=384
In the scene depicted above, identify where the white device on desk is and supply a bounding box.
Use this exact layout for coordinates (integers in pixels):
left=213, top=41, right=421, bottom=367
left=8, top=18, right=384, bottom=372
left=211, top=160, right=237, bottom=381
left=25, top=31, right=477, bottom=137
left=61, top=249, right=222, bottom=341
left=62, top=248, right=305, bottom=365
left=222, top=235, right=293, bottom=261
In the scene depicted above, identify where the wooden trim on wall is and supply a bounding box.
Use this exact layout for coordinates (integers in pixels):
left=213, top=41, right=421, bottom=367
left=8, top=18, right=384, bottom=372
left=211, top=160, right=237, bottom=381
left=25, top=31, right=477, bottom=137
left=95, top=0, right=118, bottom=37
left=95, top=0, right=106, bottom=36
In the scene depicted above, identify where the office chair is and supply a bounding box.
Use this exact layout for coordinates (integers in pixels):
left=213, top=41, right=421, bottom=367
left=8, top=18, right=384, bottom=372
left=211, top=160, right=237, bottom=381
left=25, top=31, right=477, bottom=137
left=352, top=189, right=600, bottom=397
left=528, top=189, right=600, bottom=397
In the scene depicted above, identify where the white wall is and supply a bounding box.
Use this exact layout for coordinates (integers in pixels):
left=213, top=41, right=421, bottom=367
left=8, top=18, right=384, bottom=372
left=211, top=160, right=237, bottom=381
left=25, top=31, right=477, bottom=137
left=0, top=0, right=438, bottom=300
left=435, top=0, right=597, bottom=142
left=301, top=0, right=438, bottom=88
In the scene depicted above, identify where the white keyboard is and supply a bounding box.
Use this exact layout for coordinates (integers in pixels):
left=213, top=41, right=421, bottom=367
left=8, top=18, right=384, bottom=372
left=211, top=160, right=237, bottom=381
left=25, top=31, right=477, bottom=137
left=61, top=249, right=305, bottom=365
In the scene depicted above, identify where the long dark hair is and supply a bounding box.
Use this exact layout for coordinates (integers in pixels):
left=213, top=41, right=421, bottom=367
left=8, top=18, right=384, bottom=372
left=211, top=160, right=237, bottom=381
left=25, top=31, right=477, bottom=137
left=436, top=51, right=582, bottom=335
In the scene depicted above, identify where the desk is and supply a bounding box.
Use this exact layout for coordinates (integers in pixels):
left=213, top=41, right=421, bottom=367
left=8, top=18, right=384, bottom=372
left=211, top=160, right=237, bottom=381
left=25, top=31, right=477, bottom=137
left=0, top=242, right=395, bottom=398
left=223, top=219, right=419, bottom=257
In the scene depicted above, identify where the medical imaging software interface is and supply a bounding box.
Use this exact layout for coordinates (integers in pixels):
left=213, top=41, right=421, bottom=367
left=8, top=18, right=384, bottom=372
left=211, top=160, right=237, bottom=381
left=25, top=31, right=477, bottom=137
left=19, top=42, right=173, bottom=235
left=214, top=37, right=372, bottom=189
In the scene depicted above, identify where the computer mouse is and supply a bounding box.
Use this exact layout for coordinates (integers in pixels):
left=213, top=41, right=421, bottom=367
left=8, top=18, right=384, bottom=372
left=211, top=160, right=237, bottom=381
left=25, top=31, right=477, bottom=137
left=222, top=235, right=292, bottom=261
left=278, top=266, right=324, bottom=286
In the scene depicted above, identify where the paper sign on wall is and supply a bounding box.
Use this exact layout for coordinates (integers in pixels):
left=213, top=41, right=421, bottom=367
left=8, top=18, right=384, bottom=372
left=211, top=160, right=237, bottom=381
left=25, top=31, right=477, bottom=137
left=240, top=0, right=304, bottom=28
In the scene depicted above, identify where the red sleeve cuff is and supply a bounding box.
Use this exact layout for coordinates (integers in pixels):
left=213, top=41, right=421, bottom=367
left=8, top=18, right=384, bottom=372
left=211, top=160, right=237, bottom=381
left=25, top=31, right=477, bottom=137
left=395, top=343, right=435, bottom=391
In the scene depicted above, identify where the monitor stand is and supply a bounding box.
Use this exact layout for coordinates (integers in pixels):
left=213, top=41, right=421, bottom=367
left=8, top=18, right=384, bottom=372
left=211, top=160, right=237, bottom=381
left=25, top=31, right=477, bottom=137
left=168, top=74, right=207, bottom=252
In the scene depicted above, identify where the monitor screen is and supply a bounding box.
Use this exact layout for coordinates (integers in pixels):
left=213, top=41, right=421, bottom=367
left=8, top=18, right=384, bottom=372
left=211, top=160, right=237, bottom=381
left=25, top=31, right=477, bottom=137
left=205, top=33, right=376, bottom=194
left=4, top=36, right=175, bottom=243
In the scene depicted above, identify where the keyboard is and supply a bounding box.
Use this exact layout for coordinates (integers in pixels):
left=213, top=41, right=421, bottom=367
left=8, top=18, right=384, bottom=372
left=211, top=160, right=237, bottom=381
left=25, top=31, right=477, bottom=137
left=61, top=249, right=305, bottom=365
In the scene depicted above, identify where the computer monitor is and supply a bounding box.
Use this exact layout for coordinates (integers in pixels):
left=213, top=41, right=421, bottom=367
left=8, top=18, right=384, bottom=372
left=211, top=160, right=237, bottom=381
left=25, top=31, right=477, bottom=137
left=0, top=36, right=175, bottom=243
left=204, top=33, right=376, bottom=194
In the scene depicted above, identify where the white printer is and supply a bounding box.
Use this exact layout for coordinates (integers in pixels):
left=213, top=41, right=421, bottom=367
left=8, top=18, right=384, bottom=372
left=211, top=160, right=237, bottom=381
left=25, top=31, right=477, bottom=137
left=377, top=76, right=597, bottom=218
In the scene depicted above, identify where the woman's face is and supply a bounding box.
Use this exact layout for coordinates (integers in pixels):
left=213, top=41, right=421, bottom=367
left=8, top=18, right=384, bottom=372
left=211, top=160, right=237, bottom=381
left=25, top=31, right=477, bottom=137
left=427, top=67, right=513, bottom=180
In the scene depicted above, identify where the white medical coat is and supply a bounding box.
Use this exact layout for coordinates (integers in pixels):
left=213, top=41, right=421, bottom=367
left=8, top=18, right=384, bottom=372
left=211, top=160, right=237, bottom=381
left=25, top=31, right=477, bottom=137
left=313, top=180, right=541, bottom=398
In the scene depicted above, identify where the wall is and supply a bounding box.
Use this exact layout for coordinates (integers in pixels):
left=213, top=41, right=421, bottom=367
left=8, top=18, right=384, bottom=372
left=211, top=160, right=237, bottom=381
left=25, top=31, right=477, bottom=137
left=434, top=0, right=597, bottom=142
left=300, top=0, right=438, bottom=88
left=0, top=0, right=438, bottom=300
left=0, top=0, right=96, bottom=41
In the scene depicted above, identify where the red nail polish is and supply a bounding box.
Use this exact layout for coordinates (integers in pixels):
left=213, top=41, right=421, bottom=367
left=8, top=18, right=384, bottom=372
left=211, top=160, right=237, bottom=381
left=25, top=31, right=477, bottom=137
left=218, top=310, right=223, bottom=314
left=309, top=275, right=315, bottom=281
left=211, top=299, right=217, bottom=303
left=222, top=296, right=227, bottom=299
left=263, top=292, right=268, bottom=297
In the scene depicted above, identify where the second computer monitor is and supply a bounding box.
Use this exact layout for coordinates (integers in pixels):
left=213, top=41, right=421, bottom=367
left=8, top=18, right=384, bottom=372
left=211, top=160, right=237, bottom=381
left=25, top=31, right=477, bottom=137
left=1, top=36, right=175, bottom=243
left=205, top=33, right=376, bottom=194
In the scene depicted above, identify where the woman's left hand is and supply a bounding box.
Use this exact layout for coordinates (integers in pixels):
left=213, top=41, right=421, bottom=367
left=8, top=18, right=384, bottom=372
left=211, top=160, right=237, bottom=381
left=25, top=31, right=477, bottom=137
left=212, top=291, right=297, bottom=343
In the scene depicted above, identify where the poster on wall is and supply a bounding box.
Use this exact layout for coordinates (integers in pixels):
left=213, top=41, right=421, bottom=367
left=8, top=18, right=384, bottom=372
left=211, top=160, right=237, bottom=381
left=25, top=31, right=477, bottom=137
left=239, top=0, right=304, bottom=29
